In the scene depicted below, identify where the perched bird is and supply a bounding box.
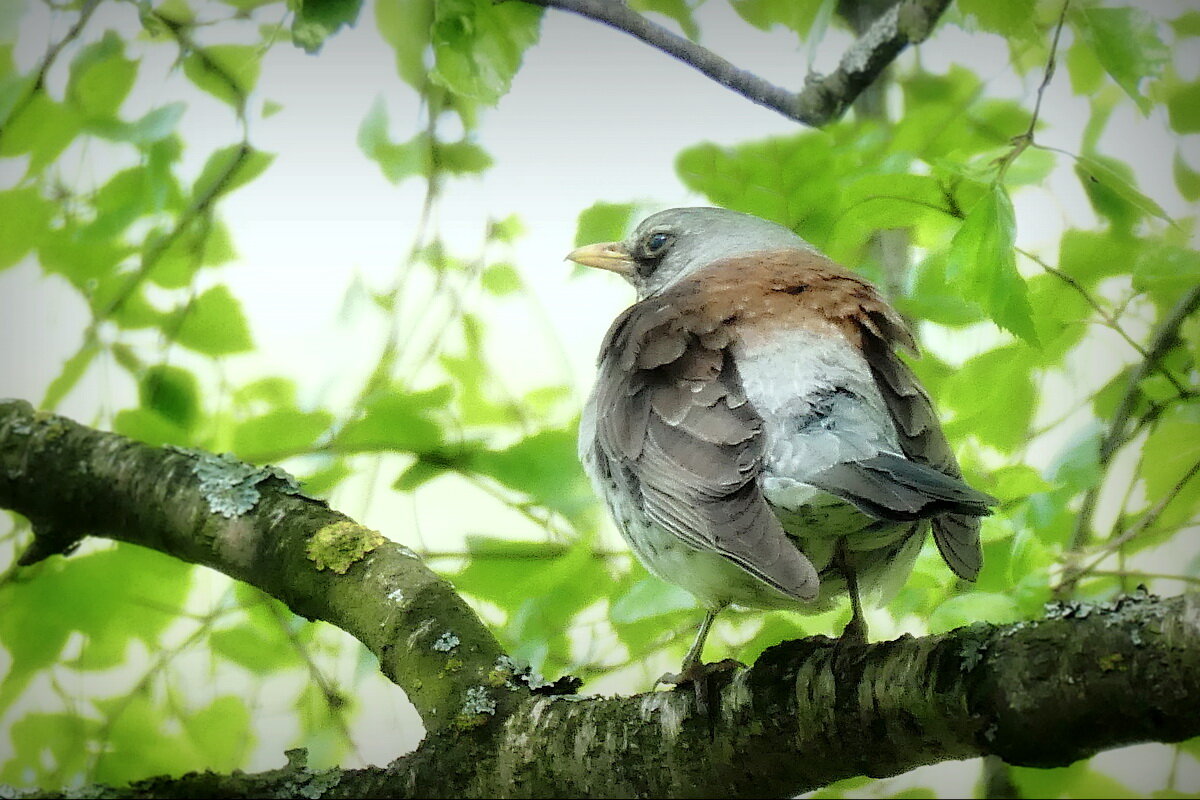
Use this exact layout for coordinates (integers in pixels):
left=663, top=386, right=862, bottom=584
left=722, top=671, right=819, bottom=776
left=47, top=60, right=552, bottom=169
left=569, top=207, right=995, bottom=682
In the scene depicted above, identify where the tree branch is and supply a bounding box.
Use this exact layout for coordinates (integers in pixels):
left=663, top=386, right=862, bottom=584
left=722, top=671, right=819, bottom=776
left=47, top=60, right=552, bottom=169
left=1066, top=283, right=1200, bottom=556
left=0, top=399, right=508, bottom=735
left=4, top=400, right=1200, bottom=798
left=518, top=0, right=952, bottom=126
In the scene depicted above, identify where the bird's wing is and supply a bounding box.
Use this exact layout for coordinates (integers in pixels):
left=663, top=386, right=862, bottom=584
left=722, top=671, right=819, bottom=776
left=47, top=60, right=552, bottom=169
left=680, top=248, right=992, bottom=581
left=591, top=297, right=820, bottom=602
left=852, top=291, right=990, bottom=581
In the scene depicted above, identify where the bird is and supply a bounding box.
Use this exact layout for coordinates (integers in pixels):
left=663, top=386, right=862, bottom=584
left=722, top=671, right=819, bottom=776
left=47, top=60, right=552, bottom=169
left=568, top=206, right=996, bottom=684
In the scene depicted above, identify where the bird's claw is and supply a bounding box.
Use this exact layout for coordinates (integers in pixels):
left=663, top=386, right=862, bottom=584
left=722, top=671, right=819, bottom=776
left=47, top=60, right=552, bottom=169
left=656, top=657, right=745, bottom=689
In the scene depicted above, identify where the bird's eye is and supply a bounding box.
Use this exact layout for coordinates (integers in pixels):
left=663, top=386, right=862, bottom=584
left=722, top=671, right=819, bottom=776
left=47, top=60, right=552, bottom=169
left=644, top=232, right=673, bottom=257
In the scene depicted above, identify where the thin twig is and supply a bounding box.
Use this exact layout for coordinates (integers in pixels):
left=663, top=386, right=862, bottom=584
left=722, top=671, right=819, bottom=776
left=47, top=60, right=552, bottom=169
left=0, top=0, right=102, bottom=142
left=1069, top=284, right=1200, bottom=552
left=261, top=598, right=363, bottom=763
left=1063, top=455, right=1200, bottom=588
left=995, top=0, right=1069, bottom=181
left=519, top=0, right=951, bottom=127
left=1086, top=570, right=1200, bottom=588
left=1018, top=247, right=1194, bottom=398
left=41, top=144, right=254, bottom=410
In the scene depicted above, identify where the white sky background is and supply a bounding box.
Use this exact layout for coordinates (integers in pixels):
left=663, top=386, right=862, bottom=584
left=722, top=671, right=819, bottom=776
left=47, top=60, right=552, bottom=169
left=1, top=0, right=1198, bottom=794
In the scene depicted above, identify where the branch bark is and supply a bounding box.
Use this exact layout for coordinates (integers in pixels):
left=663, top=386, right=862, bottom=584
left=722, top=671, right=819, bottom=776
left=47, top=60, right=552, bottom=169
left=3, top=399, right=1200, bottom=798
left=0, top=398, right=507, bottom=736
left=518, top=0, right=951, bottom=126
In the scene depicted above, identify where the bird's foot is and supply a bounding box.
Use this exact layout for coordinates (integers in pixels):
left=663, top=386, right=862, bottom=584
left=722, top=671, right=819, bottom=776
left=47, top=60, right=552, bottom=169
left=832, top=616, right=870, bottom=674
left=657, top=658, right=745, bottom=719
left=838, top=614, right=869, bottom=648
left=655, top=657, right=744, bottom=689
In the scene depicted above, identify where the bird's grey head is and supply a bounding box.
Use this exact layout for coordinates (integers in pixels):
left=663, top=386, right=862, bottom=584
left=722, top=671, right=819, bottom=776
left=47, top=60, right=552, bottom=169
left=567, top=207, right=812, bottom=299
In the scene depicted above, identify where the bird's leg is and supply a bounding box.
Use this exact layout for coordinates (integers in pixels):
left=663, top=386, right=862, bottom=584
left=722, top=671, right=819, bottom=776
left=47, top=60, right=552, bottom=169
left=682, top=608, right=718, bottom=672
left=836, top=540, right=868, bottom=647
left=657, top=607, right=741, bottom=688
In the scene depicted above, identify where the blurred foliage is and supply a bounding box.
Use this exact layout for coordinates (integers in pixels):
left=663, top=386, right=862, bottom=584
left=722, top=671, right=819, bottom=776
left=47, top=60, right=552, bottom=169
left=0, top=0, right=1198, bottom=797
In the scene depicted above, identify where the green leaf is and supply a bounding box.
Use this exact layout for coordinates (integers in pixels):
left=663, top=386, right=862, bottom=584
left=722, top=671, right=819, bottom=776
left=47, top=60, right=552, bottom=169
left=957, top=0, right=1035, bottom=38
left=1065, top=36, right=1104, bottom=96
left=0, top=713, right=94, bottom=787
left=487, top=213, right=525, bottom=243
left=92, top=167, right=168, bottom=237
left=114, top=407, right=191, bottom=446
left=210, top=599, right=304, bottom=674
left=357, top=97, right=431, bottom=183
left=481, top=262, right=521, bottom=295
left=827, top=173, right=953, bottom=263
left=900, top=253, right=985, bottom=327
left=731, top=0, right=827, bottom=37
left=610, top=578, right=697, bottom=624
left=1074, top=6, right=1168, bottom=115
left=0, top=545, right=193, bottom=716
left=0, top=185, right=51, bottom=269
left=41, top=342, right=100, bottom=410
left=676, top=130, right=850, bottom=243
left=454, top=536, right=610, bottom=671
left=90, top=102, right=185, bottom=145
left=182, top=44, right=261, bottom=107
left=139, top=365, right=201, bottom=430
left=0, top=90, right=80, bottom=174
left=1058, top=228, right=1143, bottom=286
left=1075, top=154, right=1171, bottom=234
left=945, top=184, right=1038, bottom=344
left=182, top=696, right=253, bottom=771
left=393, top=458, right=449, bottom=491
left=193, top=143, right=275, bottom=200
left=942, top=346, right=1037, bottom=453
left=167, top=285, right=254, bottom=355
left=87, top=273, right=165, bottom=330
left=235, top=376, right=297, bottom=407
left=1173, top=11, right=1200, bottom=37
left=66, top=30, right=137, bottom=119
left=1023, top=271, right=1091, bottom=363
left=927, top=592, right=1019, bottom=634
left=375, top=0, right=434, bottom=89
left=146, top=217, right=237, bottom=288
left=469, top=428, right=595, bottom=524
left=300, top=460, right=350, bottom=495
left=1011, top=761, right=1137, bottom=799
left=438, top=313, right=523, bottom=426
left=1168, top=80, right=1200, bottom=134
left=1047, top=423, right=1103, bottom=495
left=1141, top=405, right=1200, bottom=530
left=233, top=408, right=333, bottom=460
left=436, top=137, right=492, bottom=174
left=630, top=0, right=699, bottom=39
left=41, top=220, right=133, bottom=289
left=291, top=0, right=363, bottom=53
left=212, top=624, right=296, bottom=673
left=430, top=0, right=542, bottom=105
left=336, top=385, right=450, bottom=453
left=574, top=201, right=635, bottom=248
left=1131, top=241, right=1200, bottom=302
left=1174, top=150, right=1200, bottom=202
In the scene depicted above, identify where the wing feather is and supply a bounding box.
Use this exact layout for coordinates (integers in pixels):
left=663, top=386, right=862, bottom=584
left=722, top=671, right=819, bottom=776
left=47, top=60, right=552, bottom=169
left=592, top=296, right=819, bottom=602
left=857, top=312, right=989, bottom=580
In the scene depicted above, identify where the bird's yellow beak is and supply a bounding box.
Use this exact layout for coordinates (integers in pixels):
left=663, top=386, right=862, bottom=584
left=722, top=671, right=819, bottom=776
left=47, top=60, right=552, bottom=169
left=565, top=241, right=636, bottom=277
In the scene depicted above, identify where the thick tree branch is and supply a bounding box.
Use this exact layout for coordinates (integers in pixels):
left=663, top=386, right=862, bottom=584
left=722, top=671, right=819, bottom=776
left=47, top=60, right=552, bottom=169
left=518, top=0, right=950, bottom=126
left=4, top=400, right=1200, bottom=798
left=0, top=399, right=508, bottom=735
